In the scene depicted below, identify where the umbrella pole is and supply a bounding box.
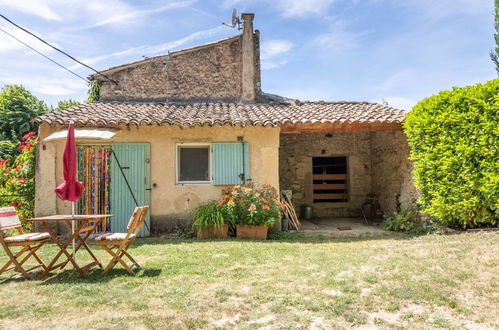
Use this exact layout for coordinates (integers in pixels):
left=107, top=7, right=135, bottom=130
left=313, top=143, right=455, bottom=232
left=71, top=201, right=75, bottom=258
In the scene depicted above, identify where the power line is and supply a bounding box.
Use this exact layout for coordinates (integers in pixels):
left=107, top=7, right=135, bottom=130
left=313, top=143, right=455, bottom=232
left=0, top=27, right=89, bottom=83
left=0, top=13, right=117, bottom=84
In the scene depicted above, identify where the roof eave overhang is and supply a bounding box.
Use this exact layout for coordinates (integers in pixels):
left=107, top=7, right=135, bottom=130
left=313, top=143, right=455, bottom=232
left=280, top=122, right=404, bottom=133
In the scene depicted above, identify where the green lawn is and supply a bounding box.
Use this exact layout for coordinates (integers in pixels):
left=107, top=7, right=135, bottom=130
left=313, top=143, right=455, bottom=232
left=0, top=232, right=497, bottom=329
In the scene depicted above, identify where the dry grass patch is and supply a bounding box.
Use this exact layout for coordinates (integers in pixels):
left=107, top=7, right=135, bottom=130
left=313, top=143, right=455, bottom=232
left=0, top=232, right=497, bottom=329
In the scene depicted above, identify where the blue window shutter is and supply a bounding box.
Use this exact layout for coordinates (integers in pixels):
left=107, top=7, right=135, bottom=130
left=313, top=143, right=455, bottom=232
left=243, top=142, right=250, bottom=182
left=213, top=142, right=250, bottom=185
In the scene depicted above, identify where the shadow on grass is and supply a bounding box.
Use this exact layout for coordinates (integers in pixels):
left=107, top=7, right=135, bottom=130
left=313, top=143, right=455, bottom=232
left=129, top=232, right=412, bottom=247
left=0, top=267, right=162, bottom=285
left=41, top=267, right=162, bottom=284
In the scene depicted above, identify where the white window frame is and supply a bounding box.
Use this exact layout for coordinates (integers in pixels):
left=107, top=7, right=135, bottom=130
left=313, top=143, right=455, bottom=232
left=176, top=143, right=212, bottom=185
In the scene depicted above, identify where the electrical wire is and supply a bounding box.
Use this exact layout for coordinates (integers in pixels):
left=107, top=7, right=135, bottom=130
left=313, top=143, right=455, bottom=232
left=0, top=26, right=89, bottom=83
left=0, top=13, right=117, bottom=84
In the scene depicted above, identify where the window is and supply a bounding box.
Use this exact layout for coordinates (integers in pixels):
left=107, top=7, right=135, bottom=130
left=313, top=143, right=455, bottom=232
left=177, top=145, right=210, bottom=184
left=312, top=156, right=348, bottom=203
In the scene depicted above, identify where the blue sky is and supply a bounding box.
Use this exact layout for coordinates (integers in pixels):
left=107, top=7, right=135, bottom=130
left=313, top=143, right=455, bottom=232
left=0, top=0, right=495, bottom=110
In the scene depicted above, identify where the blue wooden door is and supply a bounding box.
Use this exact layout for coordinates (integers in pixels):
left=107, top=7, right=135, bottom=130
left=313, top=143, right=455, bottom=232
left=110, top=143, right=150, bottom=237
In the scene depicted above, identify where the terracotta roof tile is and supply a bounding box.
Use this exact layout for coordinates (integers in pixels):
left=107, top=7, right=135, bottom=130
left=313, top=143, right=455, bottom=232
left=34, top=101, right=405, bottom=127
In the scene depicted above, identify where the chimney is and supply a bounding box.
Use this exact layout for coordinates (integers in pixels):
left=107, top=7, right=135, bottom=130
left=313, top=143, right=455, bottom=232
left=241, top=13, right=256, bottom=103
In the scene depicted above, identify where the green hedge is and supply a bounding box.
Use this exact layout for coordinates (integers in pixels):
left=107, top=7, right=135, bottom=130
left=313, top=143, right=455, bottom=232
left=405, top=78, right=499, bottom=228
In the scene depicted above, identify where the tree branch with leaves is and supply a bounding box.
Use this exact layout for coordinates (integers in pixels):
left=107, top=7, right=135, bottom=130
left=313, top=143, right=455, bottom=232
left=491, top=0, right=499, bottom=75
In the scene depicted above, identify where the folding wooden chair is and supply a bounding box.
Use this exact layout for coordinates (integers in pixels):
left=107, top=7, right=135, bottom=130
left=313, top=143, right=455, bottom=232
left=95, top=206, right=149, bottom=275
left=0, top=207, right=50, bottom=279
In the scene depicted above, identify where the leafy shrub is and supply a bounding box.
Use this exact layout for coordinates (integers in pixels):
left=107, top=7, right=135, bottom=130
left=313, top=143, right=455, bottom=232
left=0, top=85, right=47, bottom=142
left=405, top=78, right=499, bottom=228
left=0, top=132, right=37, bottom=230
left=408, top=219, right=443, bottom=236
left=87, top=80, right=101, bottom=103
left=384, top=208, right=417, bottom=232
left=52, top=99, right=81, bottom=112
left=217, top=183, right=282, bottom=227
left=0, top=140, right=17, bottom=159
left=192, top=200, right=228, bottom=229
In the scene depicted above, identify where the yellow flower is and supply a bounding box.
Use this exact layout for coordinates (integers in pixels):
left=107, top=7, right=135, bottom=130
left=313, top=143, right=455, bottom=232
left=248, top=204, right=256, bottom=211
left=227, top=198, right=235, bottom=206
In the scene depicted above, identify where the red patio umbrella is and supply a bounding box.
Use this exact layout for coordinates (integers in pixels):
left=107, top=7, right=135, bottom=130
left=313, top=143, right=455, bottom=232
left=54, top=123, right=83, bottom=255
left=55, top=123, right=83, bottom=203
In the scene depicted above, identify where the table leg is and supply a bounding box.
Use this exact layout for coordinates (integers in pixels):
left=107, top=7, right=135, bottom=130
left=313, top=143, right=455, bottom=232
left=39, top=221, right=84, bottom=278
left=57, top=219, right=104, bottom=276
left=59, top=223, right=102, bottom=270
left=77, top=239, right=103, bottom=268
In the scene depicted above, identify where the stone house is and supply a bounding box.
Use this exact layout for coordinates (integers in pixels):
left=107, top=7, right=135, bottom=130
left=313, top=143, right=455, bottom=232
left=33, top=13, right=416, bottom=234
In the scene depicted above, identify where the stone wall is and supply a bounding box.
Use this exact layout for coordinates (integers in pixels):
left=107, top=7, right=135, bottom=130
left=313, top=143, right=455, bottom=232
left=279, top=132, right=372, bottom=217
left=371, top=131, right=418, bottom=216
left=98, top=33, right=261, bottom=103
left=279, top=131, right=417, bottom=219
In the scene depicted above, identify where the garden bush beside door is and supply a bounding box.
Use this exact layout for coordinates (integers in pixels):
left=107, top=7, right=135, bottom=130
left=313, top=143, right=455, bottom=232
left=192, top=200, right=230, bottom=239
left=218, top=183, right=282, bottom=240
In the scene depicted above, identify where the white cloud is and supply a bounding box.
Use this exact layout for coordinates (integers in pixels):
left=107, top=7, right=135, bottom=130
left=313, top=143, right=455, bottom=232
left=373, top=96, right=418, bottom=112
left=260, top=40, right=294, bottom=69
left=261, top=40, right=294, bottom=59
left=1, top=0, right=196, bottom=29
left=69, top=26, right=229, bottom=70
left=72, top=0, right=197, bottom=31
left=374, top=69, right=417, bottom=94
left=0, top=0, right=61, bottom=21
left=315, top=20, right=370, bottom=52
left=145, top=25, right=226, bottom=55
left=68, top=25, right=227, bottom=70
left=0, top=70, right=87, bottom=100
left=0, top=24, right=59, bottom=54
left=221, top=0, right=336, bottom=18
left=277, top=0, right=336, bottom=18
left=33, top=84, right=75, bottom=96
left=0, top=26, right=26, bottom=53
left=404, top=0, right=491, bottom=21
left=262, top=60, right=289, bottom=70
left=278, top=87, right=330, bottom=101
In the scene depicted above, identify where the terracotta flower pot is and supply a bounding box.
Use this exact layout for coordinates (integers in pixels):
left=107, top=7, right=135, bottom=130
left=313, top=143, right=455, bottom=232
left=196, top=224, right=229, bottom=239
left=236, top=225, right=268, bottom=240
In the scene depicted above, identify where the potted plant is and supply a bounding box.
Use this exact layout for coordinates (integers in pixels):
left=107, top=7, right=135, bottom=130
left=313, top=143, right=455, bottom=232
left=192, top=200, right=229, bottom=239
left=218, top=183, right=282, bottom=240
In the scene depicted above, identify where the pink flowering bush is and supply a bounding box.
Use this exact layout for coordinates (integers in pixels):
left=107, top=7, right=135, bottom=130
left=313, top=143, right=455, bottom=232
left=0, top=132, right=37, bottom=230
left=217, top=183, right=283, bottom=227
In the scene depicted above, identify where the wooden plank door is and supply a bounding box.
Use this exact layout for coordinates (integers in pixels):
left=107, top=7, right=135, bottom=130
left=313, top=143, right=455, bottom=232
left=110, top=143, right=150, bottom=237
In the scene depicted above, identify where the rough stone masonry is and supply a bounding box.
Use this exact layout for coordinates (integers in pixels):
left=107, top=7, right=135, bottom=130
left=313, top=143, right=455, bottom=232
left=95, top=15, right=261, bottom=104
left=279, top=131, right=417, bottom=218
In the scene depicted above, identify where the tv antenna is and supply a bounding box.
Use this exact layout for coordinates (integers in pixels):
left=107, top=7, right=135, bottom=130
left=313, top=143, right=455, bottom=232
left=222, top=9, right=242, bottom=30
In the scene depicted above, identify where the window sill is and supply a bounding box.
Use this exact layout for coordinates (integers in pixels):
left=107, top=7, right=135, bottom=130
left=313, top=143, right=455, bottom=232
left=177, top=182, right=212, bottom=186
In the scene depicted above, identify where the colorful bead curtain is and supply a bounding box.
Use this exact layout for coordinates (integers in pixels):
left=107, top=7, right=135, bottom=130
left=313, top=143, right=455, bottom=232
left=77, top=146, right=112, bottom=231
